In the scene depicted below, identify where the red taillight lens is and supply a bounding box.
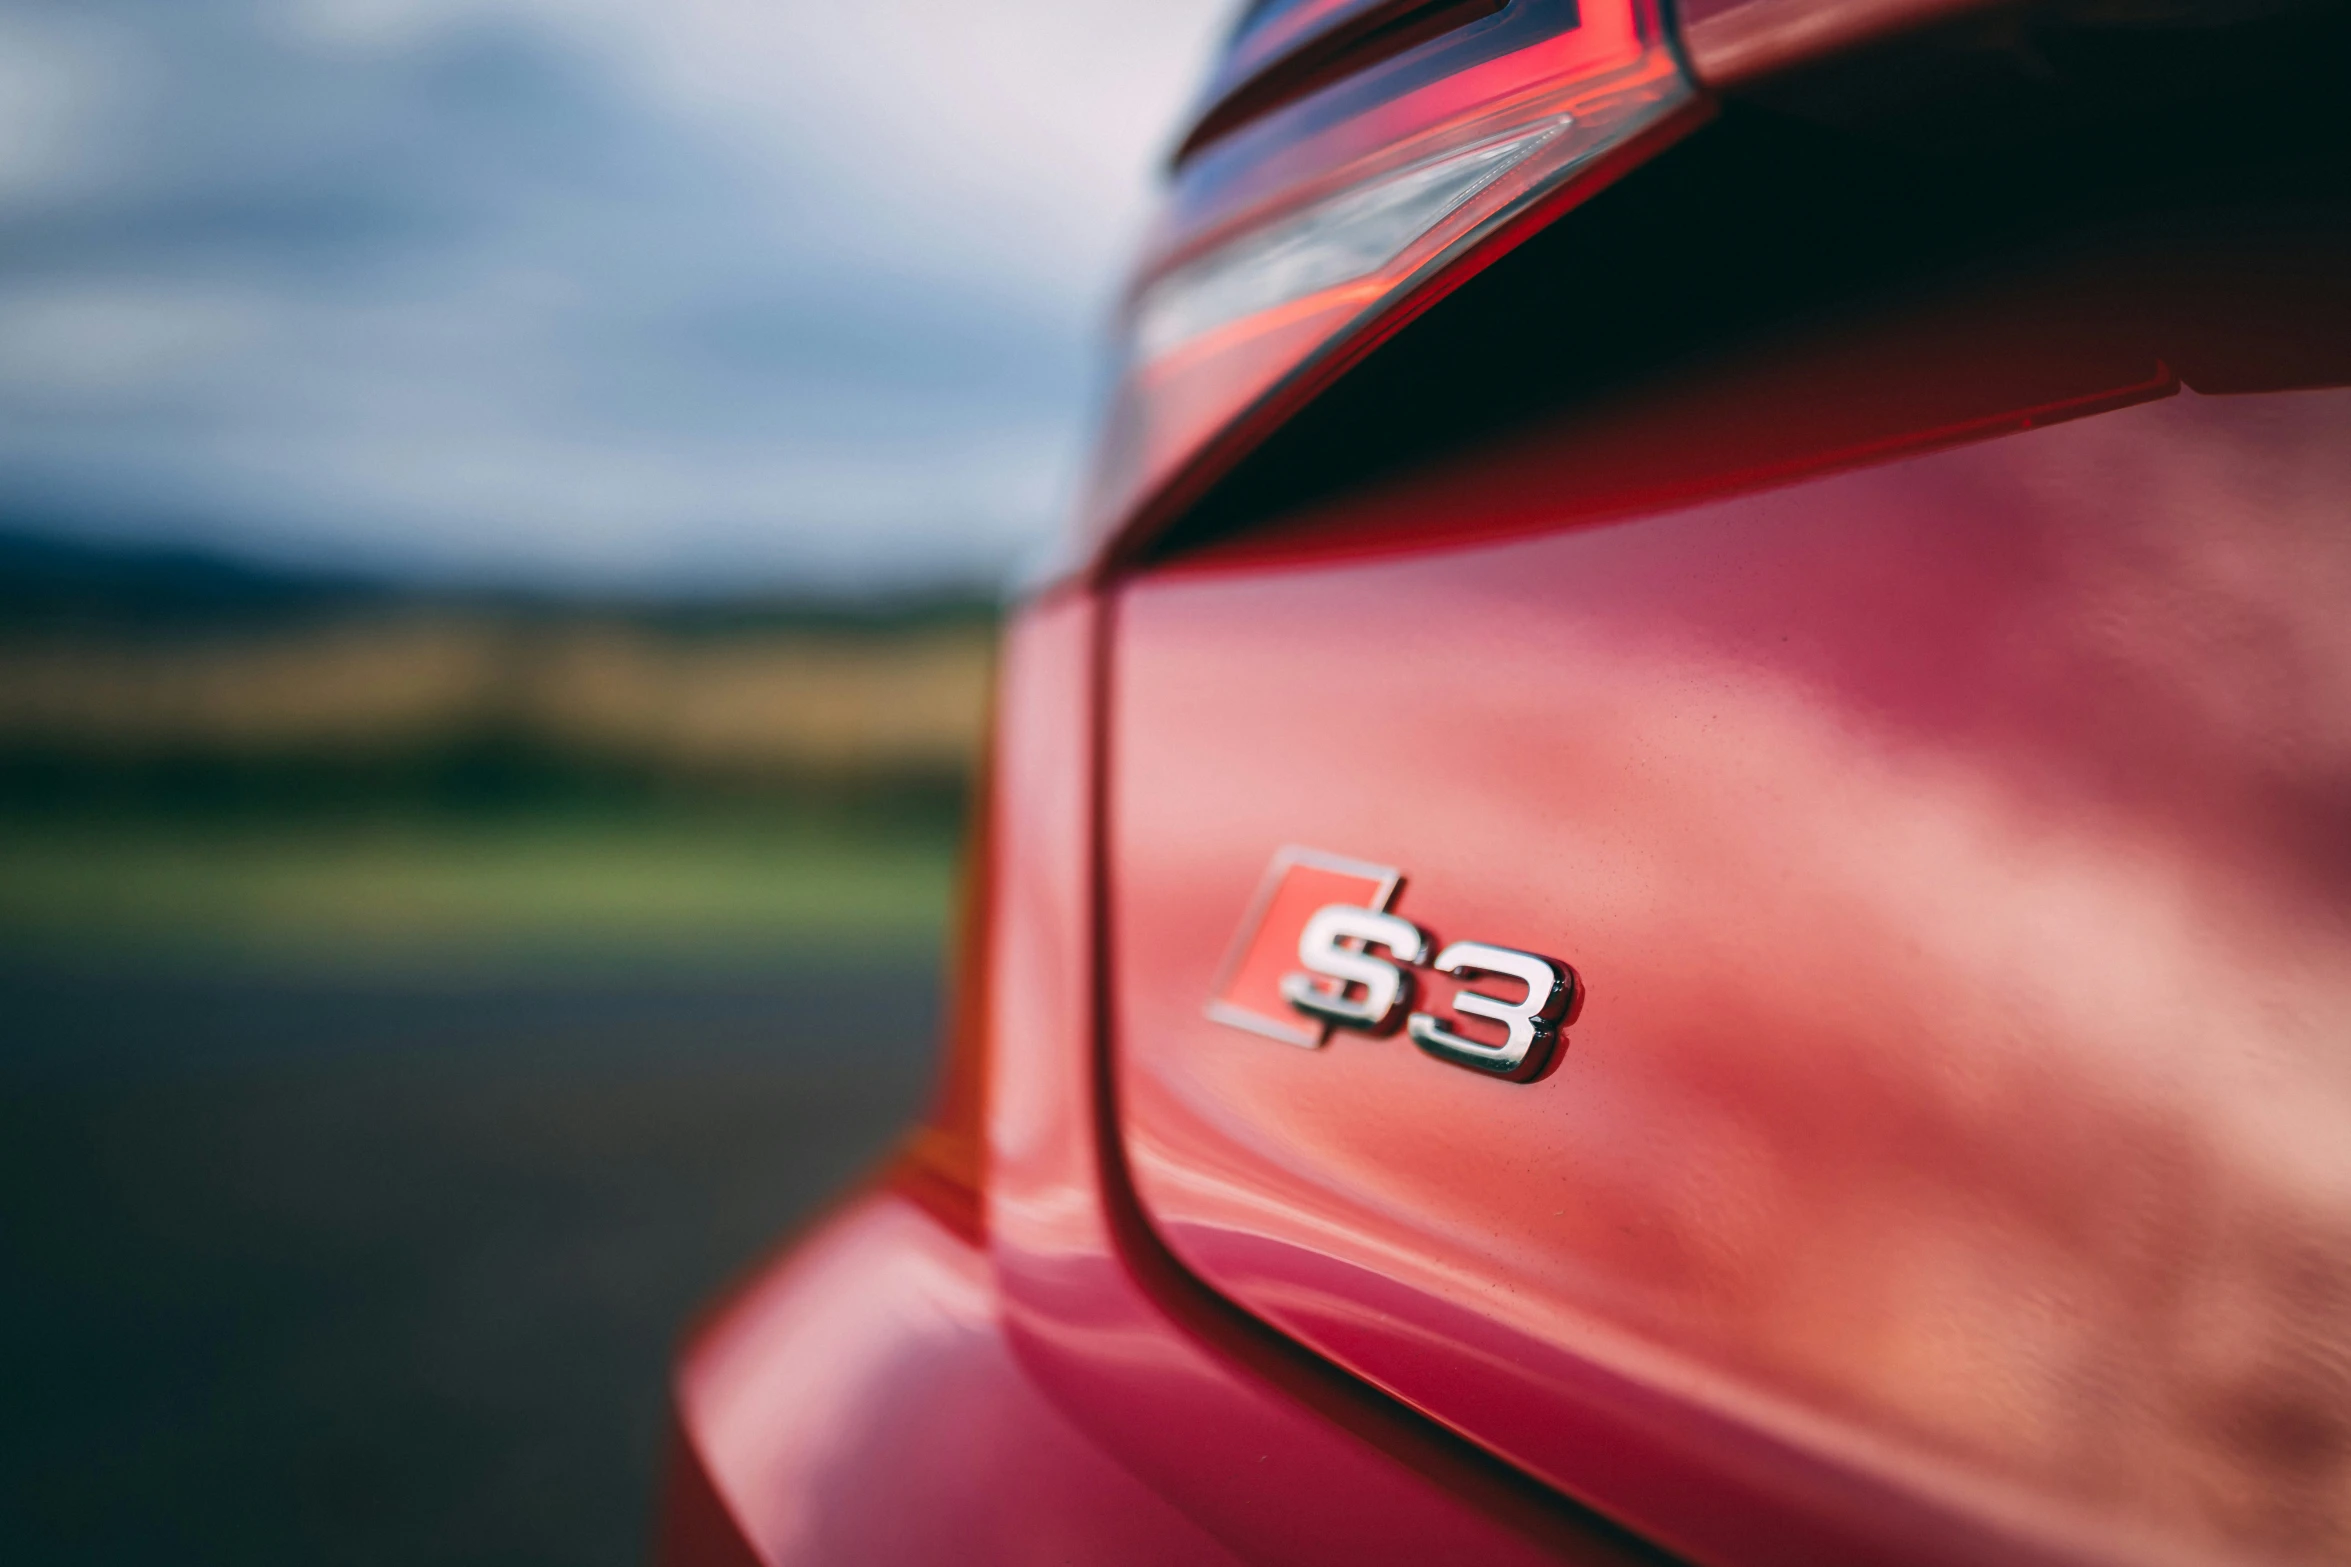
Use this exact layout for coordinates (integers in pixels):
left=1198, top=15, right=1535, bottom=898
left=1076, top=0, right=1702, bottom=573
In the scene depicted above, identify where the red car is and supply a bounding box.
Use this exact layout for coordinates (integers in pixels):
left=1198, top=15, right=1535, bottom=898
left=658, top=0, right=2351, bottom=1562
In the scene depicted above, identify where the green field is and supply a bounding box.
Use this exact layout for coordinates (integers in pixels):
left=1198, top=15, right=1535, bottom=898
left=0, top=572, right=992, bottom=975
left=0, top=808, right=965, bottom=972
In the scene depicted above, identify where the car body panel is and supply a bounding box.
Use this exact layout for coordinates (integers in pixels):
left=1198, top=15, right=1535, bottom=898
left=667, top=1191, right=1242, bottom=1566
left=1108, top=358, right=2351, bottom=1564
left=664, top=598, right=1664, bottom=1567
left=977, top=594, right=1659, bottom=1566
left=662, top=4, right=2351, bottom=1563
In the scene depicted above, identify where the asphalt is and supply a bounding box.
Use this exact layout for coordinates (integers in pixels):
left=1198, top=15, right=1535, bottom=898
left=0, top=959, right=941, bottom=1566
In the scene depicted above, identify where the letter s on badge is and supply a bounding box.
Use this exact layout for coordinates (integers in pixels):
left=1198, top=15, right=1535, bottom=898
left=1282, top=904, right=1428, bottom=1032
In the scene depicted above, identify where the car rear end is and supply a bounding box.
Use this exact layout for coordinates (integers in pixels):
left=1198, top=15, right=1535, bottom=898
left=661, top=1, right=2351, bottom=1562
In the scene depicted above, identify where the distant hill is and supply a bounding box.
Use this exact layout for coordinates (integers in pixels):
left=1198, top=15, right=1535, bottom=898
left=0, top=528, right=391, bottom=630
left=0, top=527, right=1000, bottom=634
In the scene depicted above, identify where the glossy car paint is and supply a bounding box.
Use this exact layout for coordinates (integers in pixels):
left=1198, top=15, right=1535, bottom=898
left=663, top=601, right=1664, bottom=1565
left=664, top=1191, right=1241, bottom=1565
left=977, top=597, right=1660, bottom=1565
left=661, top=1, right=2351, bottom=1562
left=1108, top=254, right=2351, bottom=1562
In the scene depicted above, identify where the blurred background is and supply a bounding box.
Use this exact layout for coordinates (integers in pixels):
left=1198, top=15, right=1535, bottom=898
left=0, top=2, right=1225, bottom=1561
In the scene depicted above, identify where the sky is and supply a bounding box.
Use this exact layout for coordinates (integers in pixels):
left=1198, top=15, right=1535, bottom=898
left=0, top=0, right=1231, bottom=594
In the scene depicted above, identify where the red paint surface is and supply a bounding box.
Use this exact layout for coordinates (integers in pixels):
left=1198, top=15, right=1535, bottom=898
left=663, top=599, right=1661, bottom=1566
left=667, top=1191, right=1238, bottom=1566
left=1108, top=290, right=2351, bottom=1567
left=662, top=27, right=2351, bottom=1556
left=979, top=596, right=1652, bottom=1566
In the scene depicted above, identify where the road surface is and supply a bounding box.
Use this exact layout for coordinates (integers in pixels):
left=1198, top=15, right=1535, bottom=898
left=0, top=959, right=940, bottom=1566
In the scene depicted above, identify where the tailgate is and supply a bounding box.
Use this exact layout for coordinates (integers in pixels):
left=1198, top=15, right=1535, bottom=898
left=1099, top=90, right=2351, bottom=1567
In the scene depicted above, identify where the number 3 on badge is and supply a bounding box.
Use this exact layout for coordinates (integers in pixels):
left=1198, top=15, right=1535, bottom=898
left=1408, top=942, right=1574, bottom=1081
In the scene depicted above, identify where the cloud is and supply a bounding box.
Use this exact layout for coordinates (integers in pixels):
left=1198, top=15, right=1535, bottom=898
left=0, top=12, right=138, bottom=205
left=0, top=0, right=1229, bottom=592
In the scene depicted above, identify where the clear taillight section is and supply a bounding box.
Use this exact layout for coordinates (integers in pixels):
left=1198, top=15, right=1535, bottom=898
left=1131, top=120, right=1565, bottom=364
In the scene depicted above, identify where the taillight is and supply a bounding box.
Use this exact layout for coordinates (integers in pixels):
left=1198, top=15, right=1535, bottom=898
left=1078, top=0, right=1703, bottom=571
left=1130, top=120, right=1568, bottom=365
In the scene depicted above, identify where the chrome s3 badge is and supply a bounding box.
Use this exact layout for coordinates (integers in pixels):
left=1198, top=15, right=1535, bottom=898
left=1204, top=846, right=1577, bottom=1082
